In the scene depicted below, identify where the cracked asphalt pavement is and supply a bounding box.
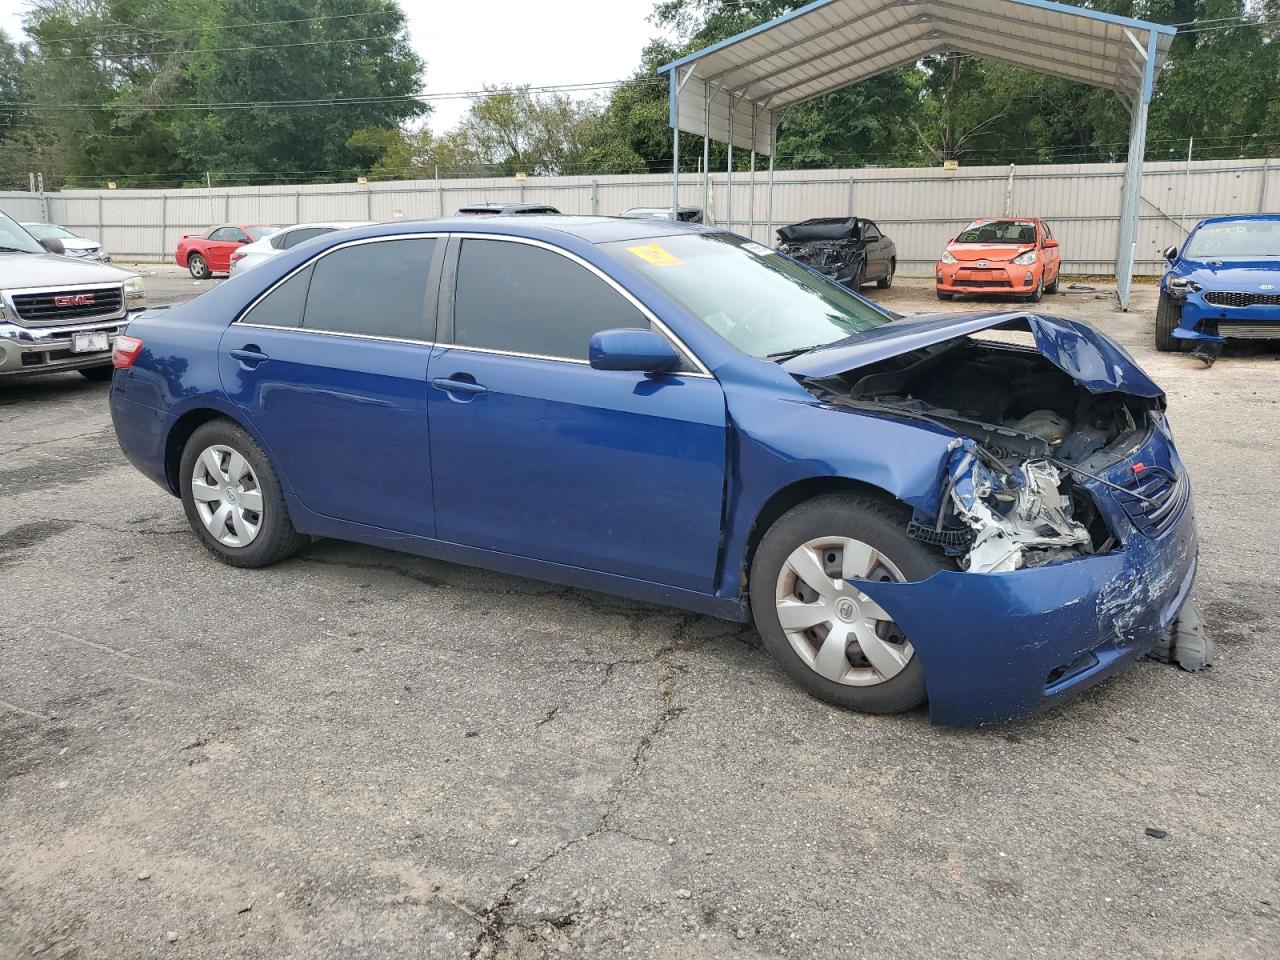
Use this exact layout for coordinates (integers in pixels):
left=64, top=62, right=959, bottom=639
left=2, top=279, right=1278, bottom=959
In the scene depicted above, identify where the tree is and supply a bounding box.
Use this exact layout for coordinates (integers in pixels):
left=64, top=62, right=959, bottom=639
left=445, top=86, right=601, bottom=176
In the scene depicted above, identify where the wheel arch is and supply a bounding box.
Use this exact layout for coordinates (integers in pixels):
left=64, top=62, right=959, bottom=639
left=740, top=476, right=912, bottom=602
left=164, top=408, right=231, bottom=493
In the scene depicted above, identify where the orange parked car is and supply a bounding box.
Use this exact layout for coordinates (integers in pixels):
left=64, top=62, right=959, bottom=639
left=935, top=218, right=1061, bottom=302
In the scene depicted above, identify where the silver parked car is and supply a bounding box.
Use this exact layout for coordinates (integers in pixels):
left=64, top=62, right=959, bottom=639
left=620, top=206, right=706, bottom=224
left=229, top=221, right=373, bottom=276
left=21, top=222, right=111, bottom=261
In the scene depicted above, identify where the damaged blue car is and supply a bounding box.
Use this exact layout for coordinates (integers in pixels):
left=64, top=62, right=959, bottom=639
left=1157, top=213, right=1280, bottom=353
left=109, top=217, right=1205, bottom=726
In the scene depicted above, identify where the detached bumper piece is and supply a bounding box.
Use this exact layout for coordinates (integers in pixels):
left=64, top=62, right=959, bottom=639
left=1147, top=596, right=1213, bottom=672
left=856, top=503, right=1199, bottom=726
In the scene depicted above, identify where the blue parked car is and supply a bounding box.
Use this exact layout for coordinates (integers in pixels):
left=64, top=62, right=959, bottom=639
left=1157, top=214, right=1280, bottom=352
left=109, top=217, right=1204, bottom=725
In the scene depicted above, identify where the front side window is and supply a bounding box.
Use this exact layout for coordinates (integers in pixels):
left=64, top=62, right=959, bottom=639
left=245, top=226, right=279, bottom=241
left=452, top=239, right=647, bottom=360
left=601, top=232, right=891, bottom=359
left=303, top=238, right=436, bottom=339
left=209, top=227, right=234, bottom=241
left=862, top=220, right=881, bottom=241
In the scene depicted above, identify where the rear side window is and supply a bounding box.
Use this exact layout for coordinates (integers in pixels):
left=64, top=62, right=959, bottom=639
left=241, top=265, right=312, bottom=328
left=303, top=238, right=436, bottom=340
left=452, top=239, right=647, bottom=360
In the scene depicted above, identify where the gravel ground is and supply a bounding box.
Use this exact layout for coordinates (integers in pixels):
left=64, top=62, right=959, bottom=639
left=1, top=276, right=1278, bottom=959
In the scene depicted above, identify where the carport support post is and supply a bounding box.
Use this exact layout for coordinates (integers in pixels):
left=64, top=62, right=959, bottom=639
left=765, top=117, right=776, bottom=246
left=702, top=81, right=711, bottom=221
left=1115, top=29, right=1158, bottom=310
left=726, top=96, right=734, bottom=232
left=749, top=105, right=757, bottom=242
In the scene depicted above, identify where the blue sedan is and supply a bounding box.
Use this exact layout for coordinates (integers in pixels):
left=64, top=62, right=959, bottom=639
left=1157, top=214, right=1280, bottom=352
left=109, top=217, right=1203, bottom=725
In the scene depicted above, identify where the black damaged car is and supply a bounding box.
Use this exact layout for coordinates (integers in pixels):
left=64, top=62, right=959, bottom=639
left=776, top=217, right=896, bottom=291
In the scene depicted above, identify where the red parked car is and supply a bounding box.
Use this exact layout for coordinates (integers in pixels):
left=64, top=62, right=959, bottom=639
left=935, top=217, right=1061, bottom=302
left=175, top=224, right=281, bottom=279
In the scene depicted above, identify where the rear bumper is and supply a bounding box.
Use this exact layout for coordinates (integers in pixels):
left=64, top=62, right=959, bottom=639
left=858, top=499, right=1199, bottom=726
left=109, top=386, right=173, bottom=492
left=0, top=314, right=135, bottom=376
left=936, top=262, right=1040, bottom=295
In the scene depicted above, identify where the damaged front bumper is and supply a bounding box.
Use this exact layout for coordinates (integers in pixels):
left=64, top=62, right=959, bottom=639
left=859, top=498, right=1198, bottom=725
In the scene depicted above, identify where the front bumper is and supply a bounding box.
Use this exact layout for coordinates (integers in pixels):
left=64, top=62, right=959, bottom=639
left=937, top=262, right=1039, bottom=296
left=859, top=494, right=1199, bottom=726
left=1171, top=288, right=1280, bottom=343
left=0, top=313, right=138, bottom=376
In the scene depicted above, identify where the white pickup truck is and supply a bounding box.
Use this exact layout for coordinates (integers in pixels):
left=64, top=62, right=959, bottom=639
left=0, top=210, right=146, bottom=379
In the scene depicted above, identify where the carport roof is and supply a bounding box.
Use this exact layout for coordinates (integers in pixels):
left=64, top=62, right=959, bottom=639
left=659, top=0, right=1176, bottom=154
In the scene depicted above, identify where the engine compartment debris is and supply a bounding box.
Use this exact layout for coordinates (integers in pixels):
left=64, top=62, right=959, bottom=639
left=802, top=331, right=1163, bottom=572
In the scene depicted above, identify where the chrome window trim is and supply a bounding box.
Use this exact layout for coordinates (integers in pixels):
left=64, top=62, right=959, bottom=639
left=235, top=232, right=447, bottom=342
left=236, top=230, right=715, bottom=379
left=447, top=232, right=714, bottom=378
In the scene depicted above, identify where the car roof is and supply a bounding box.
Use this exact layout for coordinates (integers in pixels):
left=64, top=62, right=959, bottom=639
left=332, top=214, right=717, bottom=246
left=280, top=220, right=373, bottom=230
left=1193, top=213, right=1280, bottom=226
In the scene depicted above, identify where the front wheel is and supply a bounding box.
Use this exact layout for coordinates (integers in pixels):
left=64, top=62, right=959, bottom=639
left=936, top=290, right=953, bottom=301
left=749, top=493, right=949, bottom=714
left=1025, top=275, right=1044, bottom=303
left=188, top=253, right=210, bottom=280
left=1154, top=291, right=1185, bottom=352
left=1045, top=270, right=1060, bottom=294
left=179, top=419, right=305, bottom=567
left=876, top=260, right=895, bottom=289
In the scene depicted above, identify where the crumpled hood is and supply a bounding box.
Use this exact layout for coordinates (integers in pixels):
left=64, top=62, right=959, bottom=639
left=1170, top=258, right=1280, bottom=289
left=782, top=311, right=1164, bottom=398
left=946, top=244, right=1031, bottom=263
left=0, top=251, right=135, bottom=286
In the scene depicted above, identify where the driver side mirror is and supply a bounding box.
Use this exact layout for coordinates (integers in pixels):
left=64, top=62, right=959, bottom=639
left=39, top=237, right=65, bottom=255
left=1163, top=245, right=1179, bottom=262
left=1043, top=238, right=1059, bottom=249
left=589, top=328, right=680, bottom=374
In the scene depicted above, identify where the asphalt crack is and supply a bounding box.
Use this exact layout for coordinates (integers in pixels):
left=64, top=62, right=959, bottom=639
left=466, top=646, right=688, bottom=959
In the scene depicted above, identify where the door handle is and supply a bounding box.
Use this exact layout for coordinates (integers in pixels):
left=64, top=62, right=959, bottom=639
left=431, top=376, right=487, bottom=397
left=230, top=346, right=270, bottom=366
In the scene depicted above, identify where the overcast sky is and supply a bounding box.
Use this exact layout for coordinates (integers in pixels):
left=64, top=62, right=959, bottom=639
left=0, top=0, right=669, bottom=132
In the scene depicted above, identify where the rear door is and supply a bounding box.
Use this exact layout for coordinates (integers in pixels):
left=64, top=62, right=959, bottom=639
left=220, top=235, right=444, bottom=535
left=426, top=235, right=727, bottom=591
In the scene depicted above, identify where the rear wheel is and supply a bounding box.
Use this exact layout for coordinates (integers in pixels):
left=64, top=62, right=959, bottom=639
left=876, top=259, right=895, bottom=289
left=749, top=493, right=949, bottom=714
left=188, top=253, right=210, bottom=280
left=1154, top=291, right=1185, bottom=352
left=78, top=365, right=113, bottom=381
left=179, top=419, right=305, bottom=568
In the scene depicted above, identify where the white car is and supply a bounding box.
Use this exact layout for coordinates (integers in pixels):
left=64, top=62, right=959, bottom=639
left=229, top=221, right=372, bottom=276
left=21, top=222, right=111, bottom=261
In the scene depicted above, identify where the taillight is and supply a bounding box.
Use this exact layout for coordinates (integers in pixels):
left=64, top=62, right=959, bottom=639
left=230, top=251, right=245, bottom=262
left=113, top=335, right=143, bottom=368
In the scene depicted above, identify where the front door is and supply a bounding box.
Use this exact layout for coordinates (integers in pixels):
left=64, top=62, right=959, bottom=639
left=427, top=236, right=727, bottom=592
left=207, top=227, right=249, bottom=273
left=219, top=236, right=444, bottom=535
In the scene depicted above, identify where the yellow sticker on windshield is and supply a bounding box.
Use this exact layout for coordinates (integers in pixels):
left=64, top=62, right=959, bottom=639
left=627, top=243, right=684, bottom=267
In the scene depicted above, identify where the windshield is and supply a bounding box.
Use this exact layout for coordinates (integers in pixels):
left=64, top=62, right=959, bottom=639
left=1185, top=219, right=1280, bottom=259
left=955, top=220, right=1037, bottom=244
left=602, top=232, right=893, bottom=359
left=24, top=223, right=76, bottom=241
left=0, top=212, right=45, bottom=253
left=246, top=225, right=281, bottom=241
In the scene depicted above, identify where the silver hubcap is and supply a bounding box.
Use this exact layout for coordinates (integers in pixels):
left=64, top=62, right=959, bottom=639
left=191, top=444, right=263, bottom=547
left=774, top=536, right=914, bottom=687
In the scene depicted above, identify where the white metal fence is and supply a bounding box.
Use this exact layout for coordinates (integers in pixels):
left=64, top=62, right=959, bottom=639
left=2, top=157, right=1274, bottom=278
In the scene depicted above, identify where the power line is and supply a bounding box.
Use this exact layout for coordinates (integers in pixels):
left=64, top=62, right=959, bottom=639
left=36, top=32, right=408, bottom=63
left=22, top=10, right=399, bottom=46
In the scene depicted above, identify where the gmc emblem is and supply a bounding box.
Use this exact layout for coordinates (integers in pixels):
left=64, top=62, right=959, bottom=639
left=54, top=293, right=95, bottom=307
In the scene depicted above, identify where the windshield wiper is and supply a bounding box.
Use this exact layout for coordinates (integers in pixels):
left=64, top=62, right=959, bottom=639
left=0, top=245, right=37, bottom=254
left=767, top=344, right=828, bottom=361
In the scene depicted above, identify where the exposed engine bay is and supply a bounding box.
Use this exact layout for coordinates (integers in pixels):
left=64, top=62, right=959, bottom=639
left=776, top=217, right=867, bottom=287
left=802, top=334, right=1162, bottom=572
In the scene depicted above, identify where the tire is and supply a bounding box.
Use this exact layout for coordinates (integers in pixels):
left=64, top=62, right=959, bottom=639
left=1154, top=291, right=1185, bottom=352
left=1045, top=270, right=1060, bottom=294
left=179, top=419, right=305, bottom=568
left=876, top=259, right=895, bottom=289
left=749, top=493, right=950, bottom=714
left=847, top=260, right=866, bottom=291
left=936, top=290, right=953, bottom=301
left=78, top=365, right=113, bottom=381
left=188, top=253, right=210, bottom=280
left=1025, top=275, right=1044, bottom=303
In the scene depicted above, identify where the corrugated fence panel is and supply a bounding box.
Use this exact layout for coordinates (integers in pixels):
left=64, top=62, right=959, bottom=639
left=10, top=158, right=1273, bottom=275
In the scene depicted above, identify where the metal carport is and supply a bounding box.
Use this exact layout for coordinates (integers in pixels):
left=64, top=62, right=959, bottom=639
left=659, top=0, right=1176, bottom=308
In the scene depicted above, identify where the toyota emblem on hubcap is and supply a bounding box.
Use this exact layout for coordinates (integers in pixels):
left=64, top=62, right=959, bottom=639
left=835, top=597, right=857, bottom=622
